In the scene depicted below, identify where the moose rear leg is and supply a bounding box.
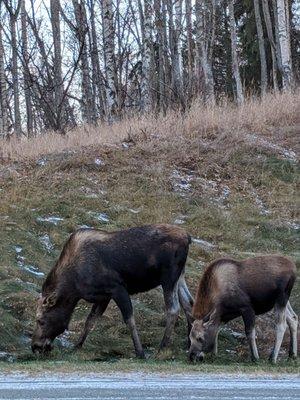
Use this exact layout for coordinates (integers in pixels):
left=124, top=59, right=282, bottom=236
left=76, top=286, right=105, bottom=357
left=286, top=301, right=298, bottom=359
left=160, top=282, right=180, bottom=350
left=269, top=304, right=287, bottom=364
left=75, top=298, right=110, bottom=349
left=242, top=308, right=259, bottom=362
left=112, top=286, right=145, bottom=359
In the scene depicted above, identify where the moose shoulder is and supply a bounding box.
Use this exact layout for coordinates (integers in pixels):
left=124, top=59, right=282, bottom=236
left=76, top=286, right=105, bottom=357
left=189, top=255, right=298, bottom=364
left=31, top=224, right=194, bottom=358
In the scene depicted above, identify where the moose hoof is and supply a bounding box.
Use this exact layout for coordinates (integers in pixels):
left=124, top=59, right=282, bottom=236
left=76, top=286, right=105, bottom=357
left=268, top=352, right=277, bottom=364
left=73, top=342, right=84, bottom=351
left=136, top=350, right=146, bottom=359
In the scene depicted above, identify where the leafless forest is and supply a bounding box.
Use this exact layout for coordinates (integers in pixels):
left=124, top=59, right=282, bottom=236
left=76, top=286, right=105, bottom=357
left=0, top=0, right=299, bottom=137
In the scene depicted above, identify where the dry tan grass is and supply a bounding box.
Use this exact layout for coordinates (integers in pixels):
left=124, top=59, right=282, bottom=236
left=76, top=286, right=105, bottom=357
left=1, top=90, right=299, bottom=162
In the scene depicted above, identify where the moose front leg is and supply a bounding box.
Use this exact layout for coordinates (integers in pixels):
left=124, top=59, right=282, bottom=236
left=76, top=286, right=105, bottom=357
left=213, top=329, right=219, bottom=356
left=112, top=286, right=145, bottom=359
left=75, top=298, right=111, bottom=349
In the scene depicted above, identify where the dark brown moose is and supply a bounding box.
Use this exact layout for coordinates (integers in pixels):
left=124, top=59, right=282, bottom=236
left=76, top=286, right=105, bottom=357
left=189, top=255, right=298, bottom=364
left=31, top=224, right=194, bottom=358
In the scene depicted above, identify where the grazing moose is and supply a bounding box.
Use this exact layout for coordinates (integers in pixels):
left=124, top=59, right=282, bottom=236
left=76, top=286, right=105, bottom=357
left=31, top=224, right=194, bottom=358
left=189, top=255, right=298, bottom=364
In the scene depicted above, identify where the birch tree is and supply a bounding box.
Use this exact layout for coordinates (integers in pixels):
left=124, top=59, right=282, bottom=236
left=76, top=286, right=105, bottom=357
left=140, top=0, right=153, bottom=112
left=253, top=0, right=267, bottom=94
left=102, top=0, right=118, bottom=120
left=276, top=0, right=293, bottom=88
left=185, top=0, right=194, bottom=100
left=88, top=0, right=105, bottom=118
left=50, top=0, right=65, bottom=129
left=195, top=0, right=215, bottom=104
left=0, top=14, right=8, bottom=136
left=167, top=0, right=184, bottom=107
left=20, top=0, right=33, bottom=134
left=228, top=0, right=244, bottom=105
left=72, top=0, right=97, bottom=123
left=4, top=0, right=22, bottom=136
left=262, top=0, right=279, bottom=91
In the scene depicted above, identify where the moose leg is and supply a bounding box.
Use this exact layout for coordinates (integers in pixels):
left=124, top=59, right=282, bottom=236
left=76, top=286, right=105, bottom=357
left=286, top=301, right=298, bottom=359
left=178, top=275, right=194, bottom=327
left=269, top=304, right=287, bottom=363
left=242, top=308, right=259, bottom=361
left=213, top=329, right=219, bottom=356
left=178, top=275, right=194, bottom=347
left=112, top=286, right=145, bottom=359
left=75, top=298, right=111, bottom=349
left=160, top=282, right=180, bottom=350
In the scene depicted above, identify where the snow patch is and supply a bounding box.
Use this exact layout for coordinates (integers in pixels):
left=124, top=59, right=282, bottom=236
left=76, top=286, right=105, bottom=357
left=23, top=265, right=45, bottom=278
left=171, top=169, right=193, bottom=197
left=36, top=158, right=47, bottom=166
left=37, top=216, right=64, bottom=225
left=174, top=218, right=185, bottom=225
left=14, top=246, right=45, bottom=278
left=94, top=158, right=105, bottom=166
left=39, top=234, right=54, bottom=252
left=0, top=352, right=16, bottom=362
left=223, top=327, right=245, bottom=340
left=192, top=237, right=216, bottom=252
left=286, top=221, right=300, bottom=230
left=128, top=208, right=142, bottom=214
left=248, top=134, right=297, bottom=162
left=90, top=212, right=110, bottom=223
left=14, top=245, right=23, bottom=254
left=251, top=189, right=271, bottom=215
left=56, top=331, right=73, bottom=349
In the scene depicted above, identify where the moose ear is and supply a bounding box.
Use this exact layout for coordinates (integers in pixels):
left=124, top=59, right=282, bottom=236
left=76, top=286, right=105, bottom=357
left=42, top=292, right=58, bottom=309
left=203, top=308, right=217, bottom=327
left=203, top=313, right=211, bottom=323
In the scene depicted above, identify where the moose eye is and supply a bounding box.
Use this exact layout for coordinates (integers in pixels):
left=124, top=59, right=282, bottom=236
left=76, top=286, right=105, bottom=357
left=38, top=319, right=45, bottom=326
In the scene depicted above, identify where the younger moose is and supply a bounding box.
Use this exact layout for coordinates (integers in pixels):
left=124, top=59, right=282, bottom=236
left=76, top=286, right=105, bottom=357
left=31, top=224, right=194, bottom=358
left=189, top=255, right=298, bottom=364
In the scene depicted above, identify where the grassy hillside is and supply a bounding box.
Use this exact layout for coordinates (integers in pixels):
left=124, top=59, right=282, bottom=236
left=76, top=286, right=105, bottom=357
left=0, top=91, right=299, bottom=372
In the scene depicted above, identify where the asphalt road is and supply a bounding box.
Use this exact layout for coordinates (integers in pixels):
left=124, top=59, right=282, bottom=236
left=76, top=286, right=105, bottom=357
left=0, top=373, right=299, bottom=400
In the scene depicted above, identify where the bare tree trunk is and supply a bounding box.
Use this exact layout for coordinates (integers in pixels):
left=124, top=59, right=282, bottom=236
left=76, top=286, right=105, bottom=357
left=50, top=0, right=66, bottom=129
left=154, top=0, right=166, bottom=112
left=162, top=0, right=171, bottom=109
left=0, top=16, right=8, bottom=136
left=272, top=0, right=282, bottom=72
left=262, top=0, right=279, bottom=91
left=4, top=0, right=22, bottom=136
left=140, top=0, right=153, bottom=112
left=195, top=0, right=215, bottom=104
left=276, top=0, right=293, bottom=89
left=88, top=0, right=106, bottom=118
left=167, top=0, right=184, bottom=107
left=102, top=0, right=117, bottom=121
left=21, top=0, right=33, bottom=134
left=253, top=0, right=268, bottom=95
left=185, top=0, right=193, bottom=101
left=73, top=0, right=96, bottom=123
left=228, top=0, right=244, bottom=105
